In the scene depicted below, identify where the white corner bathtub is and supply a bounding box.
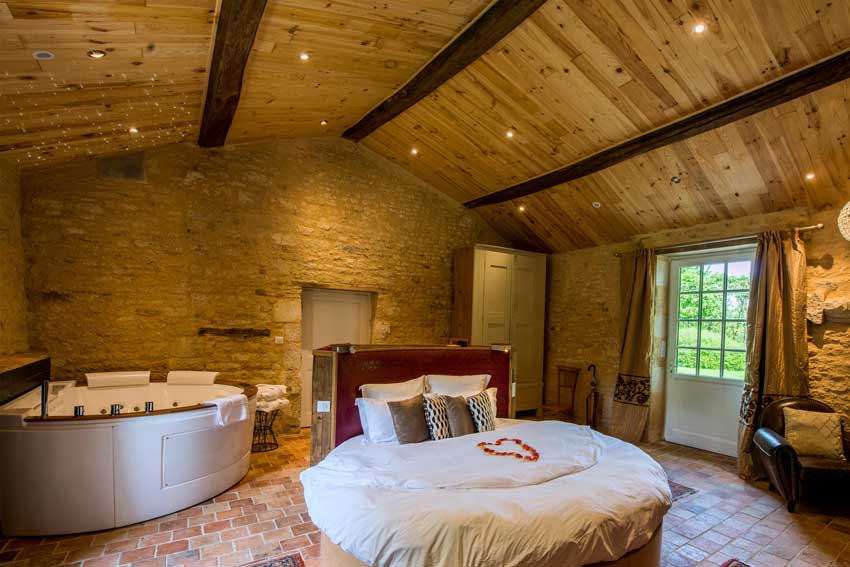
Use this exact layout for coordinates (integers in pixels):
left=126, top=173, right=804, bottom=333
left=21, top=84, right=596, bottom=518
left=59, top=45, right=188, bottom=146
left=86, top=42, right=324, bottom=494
left=0, top=381, right=257, bottom=536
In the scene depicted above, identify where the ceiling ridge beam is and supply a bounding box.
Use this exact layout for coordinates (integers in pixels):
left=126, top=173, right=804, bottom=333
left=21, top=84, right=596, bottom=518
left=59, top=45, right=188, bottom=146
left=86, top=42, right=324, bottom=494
left=198, top=0, right=267, bottom=148
left=341, top=0, right=548, bottom=142
left=464, top=48, right=850, bottom=209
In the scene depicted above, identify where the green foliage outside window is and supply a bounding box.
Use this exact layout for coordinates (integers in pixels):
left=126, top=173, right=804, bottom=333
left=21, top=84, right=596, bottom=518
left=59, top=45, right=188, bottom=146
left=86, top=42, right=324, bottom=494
left=675, top=260, right=751, bottom=379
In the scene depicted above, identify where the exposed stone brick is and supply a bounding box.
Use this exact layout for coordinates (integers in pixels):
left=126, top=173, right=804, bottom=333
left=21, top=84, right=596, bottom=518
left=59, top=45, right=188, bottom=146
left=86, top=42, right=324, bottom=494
left=0, top=155, right=28, bottom=355
left=20, top=138, right=505, bottom=431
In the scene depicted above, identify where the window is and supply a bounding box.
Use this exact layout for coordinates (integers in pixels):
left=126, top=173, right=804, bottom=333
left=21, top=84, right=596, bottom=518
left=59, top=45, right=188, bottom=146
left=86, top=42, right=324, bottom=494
left=670, top=250, right=754, bottom=380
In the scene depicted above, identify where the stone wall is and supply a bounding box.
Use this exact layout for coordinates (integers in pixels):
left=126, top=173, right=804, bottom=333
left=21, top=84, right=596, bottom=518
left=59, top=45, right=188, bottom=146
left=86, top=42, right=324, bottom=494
left=544, top=206, right=850, bottom=436
left=0, top=155, right=28, bottom=355
left=21, top=138, right=506, bottom=430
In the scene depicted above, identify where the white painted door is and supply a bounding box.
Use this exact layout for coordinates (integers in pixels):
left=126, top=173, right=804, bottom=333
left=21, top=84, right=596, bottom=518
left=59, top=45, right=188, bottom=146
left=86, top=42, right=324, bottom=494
left=480, top=250, right=513, bottom=344
left=300, top=289, right=372, bottom=427
left=511, top=254, right=546, bottom=412
left=664, top=248, right=755, bottom=456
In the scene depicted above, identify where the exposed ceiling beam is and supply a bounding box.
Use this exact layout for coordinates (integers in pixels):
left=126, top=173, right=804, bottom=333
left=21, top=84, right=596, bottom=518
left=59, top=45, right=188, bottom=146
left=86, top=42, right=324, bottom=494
left=342, top=0, right=548, bottom=142
left=464, top=49, right=850, bottom=209
left=198, top=0, right=267, bottom=148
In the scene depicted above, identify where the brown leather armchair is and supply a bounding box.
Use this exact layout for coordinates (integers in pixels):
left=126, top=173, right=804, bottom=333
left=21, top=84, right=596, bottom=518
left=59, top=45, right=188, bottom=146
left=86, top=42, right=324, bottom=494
left=753, top=398, right=850, bottom=512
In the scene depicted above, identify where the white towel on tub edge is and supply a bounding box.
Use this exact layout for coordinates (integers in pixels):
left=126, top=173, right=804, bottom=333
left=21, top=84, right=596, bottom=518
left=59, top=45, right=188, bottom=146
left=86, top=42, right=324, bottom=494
left=204, top=394, right=248, bottom=427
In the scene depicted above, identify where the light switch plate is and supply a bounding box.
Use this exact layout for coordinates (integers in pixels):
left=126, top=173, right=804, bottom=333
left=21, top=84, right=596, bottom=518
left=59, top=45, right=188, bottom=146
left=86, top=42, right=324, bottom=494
left=316, top=400, right=331, bottom=413
left=274, top=336, right=284, bottom=344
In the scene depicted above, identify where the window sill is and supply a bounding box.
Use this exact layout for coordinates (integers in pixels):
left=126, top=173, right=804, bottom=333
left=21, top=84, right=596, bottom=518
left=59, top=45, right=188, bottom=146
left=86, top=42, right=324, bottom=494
left=669, top=373, right=745, bottom=387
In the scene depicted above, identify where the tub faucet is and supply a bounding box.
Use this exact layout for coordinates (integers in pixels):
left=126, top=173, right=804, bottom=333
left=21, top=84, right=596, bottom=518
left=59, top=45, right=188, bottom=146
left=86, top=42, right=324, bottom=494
left=41, top=380, right=49, bottom=418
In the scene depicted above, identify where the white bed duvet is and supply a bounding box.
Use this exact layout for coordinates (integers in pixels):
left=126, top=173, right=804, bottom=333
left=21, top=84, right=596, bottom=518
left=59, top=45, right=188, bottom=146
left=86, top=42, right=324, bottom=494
left=301, top=420, right=671, bottom=567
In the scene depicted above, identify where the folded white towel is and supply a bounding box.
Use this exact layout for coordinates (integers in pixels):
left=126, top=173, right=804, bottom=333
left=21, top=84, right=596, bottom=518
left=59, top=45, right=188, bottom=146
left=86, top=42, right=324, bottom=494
left=257, top=398, right=290, bottom=413
left=203, top=394, right=248, bottom=427
left=86, top=371, right=150, bottom=388
left=256, top=384, right=287, bottom=402
left=167, top=371, right=219, bottom=385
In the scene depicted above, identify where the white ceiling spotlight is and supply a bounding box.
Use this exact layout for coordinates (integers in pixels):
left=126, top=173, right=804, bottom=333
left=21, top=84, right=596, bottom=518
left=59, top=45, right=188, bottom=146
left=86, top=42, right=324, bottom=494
left=693, top=22, right=707, bottom=34
left=299, top=52, right=310, bottom=61
left=86, top=49, right=107, bottom=59
left=32, top=51, right=55, bottom=61
left=410, top=147, right=419, bottom=156
left=592, top=201, right=602, bottom=209
left=518, top=204, right=526, bottom=212
left=805, top=172, right=816, bottom=181
left=128, top=127, right=139, bottom=134
left=505, top=130, right=515, bottom=139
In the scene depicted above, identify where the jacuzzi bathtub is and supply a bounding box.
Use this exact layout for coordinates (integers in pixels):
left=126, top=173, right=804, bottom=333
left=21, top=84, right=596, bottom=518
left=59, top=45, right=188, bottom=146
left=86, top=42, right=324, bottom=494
left=0, top=380, right=257, bottom=536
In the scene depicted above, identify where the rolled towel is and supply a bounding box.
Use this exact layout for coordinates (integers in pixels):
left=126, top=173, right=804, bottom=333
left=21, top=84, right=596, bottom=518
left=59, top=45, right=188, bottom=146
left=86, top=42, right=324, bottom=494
left=257, top=398, right=290, bottom=413
left=87, top=371, right=150, bottom=388
left=203, top=394, right=248, bottom=427
left=256, top=384, right=287, bottom=402
left=167, top=370, right=219, bottom=385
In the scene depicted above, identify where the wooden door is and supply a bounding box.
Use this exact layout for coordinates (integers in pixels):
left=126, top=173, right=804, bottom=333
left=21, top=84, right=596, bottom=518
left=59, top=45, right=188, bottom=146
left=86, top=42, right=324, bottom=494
left=511, top=254, right=546, bottom=412
left=480, top=250, right=513, bottom=345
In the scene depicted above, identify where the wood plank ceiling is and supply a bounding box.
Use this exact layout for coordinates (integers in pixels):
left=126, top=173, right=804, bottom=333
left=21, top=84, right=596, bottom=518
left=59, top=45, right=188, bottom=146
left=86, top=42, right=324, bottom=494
left=362, top=0, right=850, bottom=251
left=0, top=0, right=216, bottom=167
left=3, top=1, right=850, bottom=252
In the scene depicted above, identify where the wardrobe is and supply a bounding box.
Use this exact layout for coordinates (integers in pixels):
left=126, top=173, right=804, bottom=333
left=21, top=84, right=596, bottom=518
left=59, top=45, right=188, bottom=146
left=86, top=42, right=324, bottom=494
left=451, top=245, right=547, bottom=415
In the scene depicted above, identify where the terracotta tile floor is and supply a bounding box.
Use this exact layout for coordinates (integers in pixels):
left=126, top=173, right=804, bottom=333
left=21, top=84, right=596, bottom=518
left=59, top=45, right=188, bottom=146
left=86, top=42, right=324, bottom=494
left=2, top=434, right=848, bottom=567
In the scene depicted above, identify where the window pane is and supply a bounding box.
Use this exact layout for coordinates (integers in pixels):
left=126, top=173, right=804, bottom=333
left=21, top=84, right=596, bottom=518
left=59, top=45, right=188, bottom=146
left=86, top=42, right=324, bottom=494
left=678, top=321, right=698, bottom=347
left=702, top=263, right=725, bottom=291
left=723, top=351, right=746, bottom=379
left=677, top=348, right=697, bottom=375
left=699, top=350, right=721, bottom=377
left=727, top=261, right=752, bottom=290
left=725, top=322, right=747, bottom=350
left=700, top=322, right=722, bottom=348
left=679, top=293, right=700, bottom=320
left=701, top=292, right=723, bottom=319
left=680, top=266, right=700, bottom=292
left=726, top=292, right=749, bottom=319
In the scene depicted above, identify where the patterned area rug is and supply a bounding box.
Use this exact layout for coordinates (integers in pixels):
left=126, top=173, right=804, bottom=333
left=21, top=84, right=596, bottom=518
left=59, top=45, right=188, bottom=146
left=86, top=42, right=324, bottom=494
left=669, top=479, right=698, bottom=501
left=720, top=560, right=752, bottom=567
left=240, top=554, right=305, bottom=567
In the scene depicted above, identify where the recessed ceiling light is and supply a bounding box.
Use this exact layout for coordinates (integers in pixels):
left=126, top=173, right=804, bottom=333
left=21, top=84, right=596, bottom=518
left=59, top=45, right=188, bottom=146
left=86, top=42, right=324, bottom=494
left=128, top=127, right=139, bottom=134
left=671, top=176, right=682, bottom=184
left=32, top=50, right=55, bottom=61
left=506, top=130, right=515, bottom=138
left=320, top=120, right=328, bottom=126
left=518, top=204, right=526, bottom=212
left=592, top=201, right=602, bottom=209
left=805, top=172, right=816, bottom=181
left=87, top=49, right=107, bottom=59
left=410, top=148, right=418, bottom=156
left=299, top=52, right=310, bottom=61
left=693, top=22, right=707, bottom=34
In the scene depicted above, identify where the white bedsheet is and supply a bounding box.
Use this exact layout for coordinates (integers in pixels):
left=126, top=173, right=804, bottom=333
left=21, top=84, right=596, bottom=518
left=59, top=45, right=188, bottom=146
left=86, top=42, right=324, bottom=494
left=301, top=420, right=671, bottom=567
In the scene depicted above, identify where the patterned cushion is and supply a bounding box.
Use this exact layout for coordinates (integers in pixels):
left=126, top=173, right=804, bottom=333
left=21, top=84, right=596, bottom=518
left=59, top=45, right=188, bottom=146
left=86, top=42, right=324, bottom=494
left=423, top=394, right=452, bottom=440
left=784, top=407, right=846, bottom=460
left=466, top=390, right=496, bottom=433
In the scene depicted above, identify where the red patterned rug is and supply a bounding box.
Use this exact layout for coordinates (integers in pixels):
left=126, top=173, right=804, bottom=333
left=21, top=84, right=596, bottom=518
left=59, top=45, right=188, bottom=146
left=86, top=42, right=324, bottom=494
left=720, top=560, right=752, bottom=567
left=240, top=554, right=305, bottom=567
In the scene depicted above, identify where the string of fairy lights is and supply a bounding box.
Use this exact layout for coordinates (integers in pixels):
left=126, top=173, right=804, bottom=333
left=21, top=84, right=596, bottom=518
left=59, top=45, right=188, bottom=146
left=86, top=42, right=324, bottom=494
left=1, top=43, right=206, bottom=167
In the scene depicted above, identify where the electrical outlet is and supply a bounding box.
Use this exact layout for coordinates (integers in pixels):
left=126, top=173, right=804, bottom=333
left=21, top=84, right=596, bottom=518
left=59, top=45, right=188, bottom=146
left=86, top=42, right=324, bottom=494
left=316, top=400, right=331, bottom=413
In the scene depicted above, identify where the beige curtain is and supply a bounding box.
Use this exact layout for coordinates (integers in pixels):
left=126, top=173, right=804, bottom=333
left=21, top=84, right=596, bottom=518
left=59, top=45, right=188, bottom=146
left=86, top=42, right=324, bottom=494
left=737, top=230, right=809, bottom=479
left=610, top=249, right=656, bottom=443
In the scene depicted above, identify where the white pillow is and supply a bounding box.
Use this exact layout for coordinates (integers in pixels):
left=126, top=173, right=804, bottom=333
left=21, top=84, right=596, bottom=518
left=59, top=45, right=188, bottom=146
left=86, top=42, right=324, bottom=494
left=426, top=374, right=490, bottom=397
left=485, top=387, right=498, bottom=417
left=355, top=398, right=397, bottom=444
left=360, top=376, right=425, bottom=400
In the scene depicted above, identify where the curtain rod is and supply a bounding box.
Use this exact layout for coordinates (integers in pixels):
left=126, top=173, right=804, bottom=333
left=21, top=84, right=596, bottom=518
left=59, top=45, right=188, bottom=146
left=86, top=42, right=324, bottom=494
left=614, top=223, right=824, bottom=257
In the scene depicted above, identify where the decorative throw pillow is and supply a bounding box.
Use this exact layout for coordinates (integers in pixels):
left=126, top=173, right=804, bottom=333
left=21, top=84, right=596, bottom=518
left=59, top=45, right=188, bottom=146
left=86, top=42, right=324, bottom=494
left=359, top=376, right=425, bottom=400
left=445, top=395, right=476, bottom=437
left=423, top=394, right=452, bottom=440
left=426, top=374, right=491, bottom=397
left=387, top=395, right=429, bottom=444
left=467, top=389, right=496, bottom=433
left=784, top=408, right=846, bottom=460
left=354, top=397, right=398, bottom=443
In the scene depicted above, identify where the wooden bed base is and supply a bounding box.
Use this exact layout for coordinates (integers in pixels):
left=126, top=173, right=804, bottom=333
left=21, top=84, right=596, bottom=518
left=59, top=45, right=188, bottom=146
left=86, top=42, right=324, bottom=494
left=319, top=522, right=662, bottom=567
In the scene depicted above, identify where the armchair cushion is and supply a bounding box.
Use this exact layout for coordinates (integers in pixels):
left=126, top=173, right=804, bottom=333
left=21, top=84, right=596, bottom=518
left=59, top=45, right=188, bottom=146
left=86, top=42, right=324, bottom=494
left=798, top=456, right=850, bottom=472
left=783, top=407, right=846, bottom=460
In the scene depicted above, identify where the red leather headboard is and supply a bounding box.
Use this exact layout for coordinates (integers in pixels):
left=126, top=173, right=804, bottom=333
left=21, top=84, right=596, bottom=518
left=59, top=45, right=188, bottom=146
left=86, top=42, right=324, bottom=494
left=330, top=346, right=511, bottom=447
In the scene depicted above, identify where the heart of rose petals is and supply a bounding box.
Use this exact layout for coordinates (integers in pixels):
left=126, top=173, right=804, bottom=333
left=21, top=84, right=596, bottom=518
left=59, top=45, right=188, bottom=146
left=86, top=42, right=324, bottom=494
left=477, top=437, right=540, bottom=461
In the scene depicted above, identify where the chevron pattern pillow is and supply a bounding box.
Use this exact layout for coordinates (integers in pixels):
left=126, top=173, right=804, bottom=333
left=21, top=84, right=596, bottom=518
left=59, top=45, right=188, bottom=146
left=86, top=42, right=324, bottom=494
left=467, top=390, right=496, bottom=433
left=423, top=394, right=452, bottom=440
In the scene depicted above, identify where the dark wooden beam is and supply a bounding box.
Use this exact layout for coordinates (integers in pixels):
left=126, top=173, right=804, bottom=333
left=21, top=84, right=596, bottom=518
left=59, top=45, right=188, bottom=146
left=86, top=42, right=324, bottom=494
left=342, top=0, right=548, bottom=142
left=198, top=0, right=267, bottom=148
left=464, top=49, right=850, bottom=208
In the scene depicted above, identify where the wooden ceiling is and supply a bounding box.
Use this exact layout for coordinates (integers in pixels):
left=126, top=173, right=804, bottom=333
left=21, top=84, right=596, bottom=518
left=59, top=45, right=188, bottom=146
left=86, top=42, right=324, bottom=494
left=4, top=0, right=850, bottom=251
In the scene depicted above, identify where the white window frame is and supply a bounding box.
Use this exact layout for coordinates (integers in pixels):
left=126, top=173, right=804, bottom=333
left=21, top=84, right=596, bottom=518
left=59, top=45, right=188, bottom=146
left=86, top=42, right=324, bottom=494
left=666, top=246, right=756, bottom=385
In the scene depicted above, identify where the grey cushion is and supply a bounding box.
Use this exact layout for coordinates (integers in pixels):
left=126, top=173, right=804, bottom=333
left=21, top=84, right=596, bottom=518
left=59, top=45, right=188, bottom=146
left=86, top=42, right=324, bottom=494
left=387, top=394, right=429, bottom=444
left=445, top=395, right=476, bottom=437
